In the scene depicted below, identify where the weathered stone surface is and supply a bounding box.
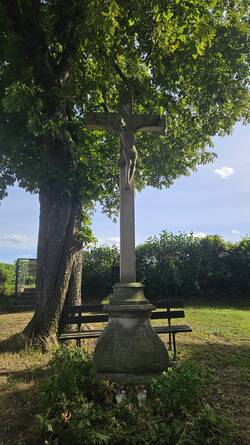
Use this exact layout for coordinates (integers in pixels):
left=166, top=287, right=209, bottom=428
left=119, top=159, right=136, bottom=283
left=110, top=282, right=147, bottom=305
left=93, top=284, right=169, bottom=383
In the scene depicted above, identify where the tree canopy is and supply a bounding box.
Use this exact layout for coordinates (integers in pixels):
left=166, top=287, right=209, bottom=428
left=0, top=0, right=249, bottom=212
left=0, top=0, right=249, bottom=338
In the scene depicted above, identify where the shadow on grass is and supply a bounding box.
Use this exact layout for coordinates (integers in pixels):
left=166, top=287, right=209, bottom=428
left=0, top=364, right=49, bottom=384
left=0, top=383, right=41, bottom=445
left=0, top=332, right=29, bottom=353
left=0, top=331, right=59, bottom=354
left=181, top=340, right=250, bottom=369
left=183, top=296, right=250, bottom=310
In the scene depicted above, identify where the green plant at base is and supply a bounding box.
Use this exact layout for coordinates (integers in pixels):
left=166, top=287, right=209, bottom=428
left=176, top=405, right=230, bottom=445
left=35, top=346, right=233, bottom=445
left=150, top=361, right=207, bottom=416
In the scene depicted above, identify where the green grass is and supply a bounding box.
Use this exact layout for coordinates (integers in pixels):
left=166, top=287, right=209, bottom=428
left=0, top=303, right=250, bottom=444
left=186, top=304, right=250, bottom=339
left=0, top=312, right=51, bottom=445
left=179, top=304, right=250, bottom=443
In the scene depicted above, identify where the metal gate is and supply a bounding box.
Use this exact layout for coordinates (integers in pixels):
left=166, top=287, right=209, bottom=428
left=15, top=258, right=37, bottom=296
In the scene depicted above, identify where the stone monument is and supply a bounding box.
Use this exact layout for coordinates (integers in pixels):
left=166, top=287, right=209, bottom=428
left=86, top=90, right=169, bottom=383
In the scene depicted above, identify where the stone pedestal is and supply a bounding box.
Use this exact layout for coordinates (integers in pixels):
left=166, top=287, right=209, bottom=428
left=93, top=283, right=169, bottom=383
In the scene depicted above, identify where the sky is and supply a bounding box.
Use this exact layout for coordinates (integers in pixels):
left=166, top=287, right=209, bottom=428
left=0, top=122, right=249, bottom=264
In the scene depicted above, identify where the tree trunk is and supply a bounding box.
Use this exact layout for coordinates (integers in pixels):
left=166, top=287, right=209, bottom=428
left=59, top=250, right=83, bottom=334
left=23, top=186, right=83, bottom=340
left=65, top=249, right=83, bottom=306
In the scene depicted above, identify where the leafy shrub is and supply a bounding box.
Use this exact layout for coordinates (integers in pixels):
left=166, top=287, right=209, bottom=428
left=136, top=231, right=202, bottom=299
left=82, top=245, right=119, bottom=304
left=35, top=346, right=232, bottom=445
left=150, top=361, right=206, bottom=415
left=82, top=232, right=250, bottom=302
left=196, top=235, right=233, bottom=297
left=228, top=238, right=250, bottom=294
left=0, top=262, right=15, bottom=297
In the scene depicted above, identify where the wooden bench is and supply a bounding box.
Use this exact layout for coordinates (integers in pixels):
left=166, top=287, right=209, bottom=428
left=59, top=300, right=192, bottom=360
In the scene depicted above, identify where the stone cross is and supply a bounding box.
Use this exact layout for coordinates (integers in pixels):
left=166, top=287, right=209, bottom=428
left=86, top=90, right=165, bottom=284
left=88, top=91, right=169, bottom=383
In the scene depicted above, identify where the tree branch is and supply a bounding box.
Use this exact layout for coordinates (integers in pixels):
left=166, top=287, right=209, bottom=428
left=54, top=1, right=87, bottom=85
left=98, top=47, right=131, bottom=91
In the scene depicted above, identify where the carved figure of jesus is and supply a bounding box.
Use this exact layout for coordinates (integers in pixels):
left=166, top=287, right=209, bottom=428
left=119, top=117, right=138, bottom=189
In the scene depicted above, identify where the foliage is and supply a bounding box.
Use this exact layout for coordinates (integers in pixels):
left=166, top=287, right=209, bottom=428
left=0, top=0, right=249, bottom=210
left=227, top=237, right=250, bottom=293
left=82, top=232, right=250, bottom=301
left=35, top=346, right=232, bottom=445
left=0, top=261, right=15, bottom=296
left=137, top=231, right=201, bottom=298
left=137, top=232, right=250, bottom=299
left=82, top=245, right=119, bottom=303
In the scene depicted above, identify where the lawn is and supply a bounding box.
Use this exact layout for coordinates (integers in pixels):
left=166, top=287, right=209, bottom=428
left=183, top=303, right=250, bottom=444
left=0, top=303, right=249, bottom=444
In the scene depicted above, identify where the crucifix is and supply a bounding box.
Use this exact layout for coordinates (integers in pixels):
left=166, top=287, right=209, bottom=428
left=86, top=90, right=166, bottom=285
left=86, top=89, right=169, bottom=383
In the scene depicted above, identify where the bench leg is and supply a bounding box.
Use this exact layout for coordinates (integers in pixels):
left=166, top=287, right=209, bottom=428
left=168, top=316, right=172, bottom=350
left=168, top=332, right=172, bottom=350
left=172, top=334, right=177, bottom=361
left=77, top=323, right=81, bottom=347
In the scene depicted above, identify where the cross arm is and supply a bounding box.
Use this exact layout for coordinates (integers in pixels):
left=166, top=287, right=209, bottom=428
left=132, top=115, right=166, bottom=133
left=85, top=113, right=119, bottom=131
left=85, top=113, right=166, bottom=134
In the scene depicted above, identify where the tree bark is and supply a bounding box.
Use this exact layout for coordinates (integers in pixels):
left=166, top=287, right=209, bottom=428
left=23, top=186, right=83, bottom=340
left=59, top=250, right=83, bottom=334
left=65, top=249, right=83, bottom=307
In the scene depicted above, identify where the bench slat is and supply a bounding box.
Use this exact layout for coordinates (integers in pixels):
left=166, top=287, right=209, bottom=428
left=153, top=300, right=184, bottom=308
left=63, top=310, right=185, bottom=325
left=154, top=325, right=192, bottom=334
left=62, top=314, right=108, bottom=324
left=63, top=300, right=184, bottom=315
left=63, top=308, right=186, bottom=323
left=59, top=324, right=192, bottom=341
left=63, top=305, right=103, bottom=314
left=151, top=310, right=185, bottom=320
left=59, top=330, right=103, bottom=340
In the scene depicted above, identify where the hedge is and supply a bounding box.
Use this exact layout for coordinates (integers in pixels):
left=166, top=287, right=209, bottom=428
left=0, top=262, right=15, bottom=297
left=82, top=232, right=250, bottom=303
left=2, top=232, right=249, bottom=304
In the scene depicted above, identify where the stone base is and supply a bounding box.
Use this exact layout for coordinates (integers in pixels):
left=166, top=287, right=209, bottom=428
left=93, top=283, right=169, bottom=383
